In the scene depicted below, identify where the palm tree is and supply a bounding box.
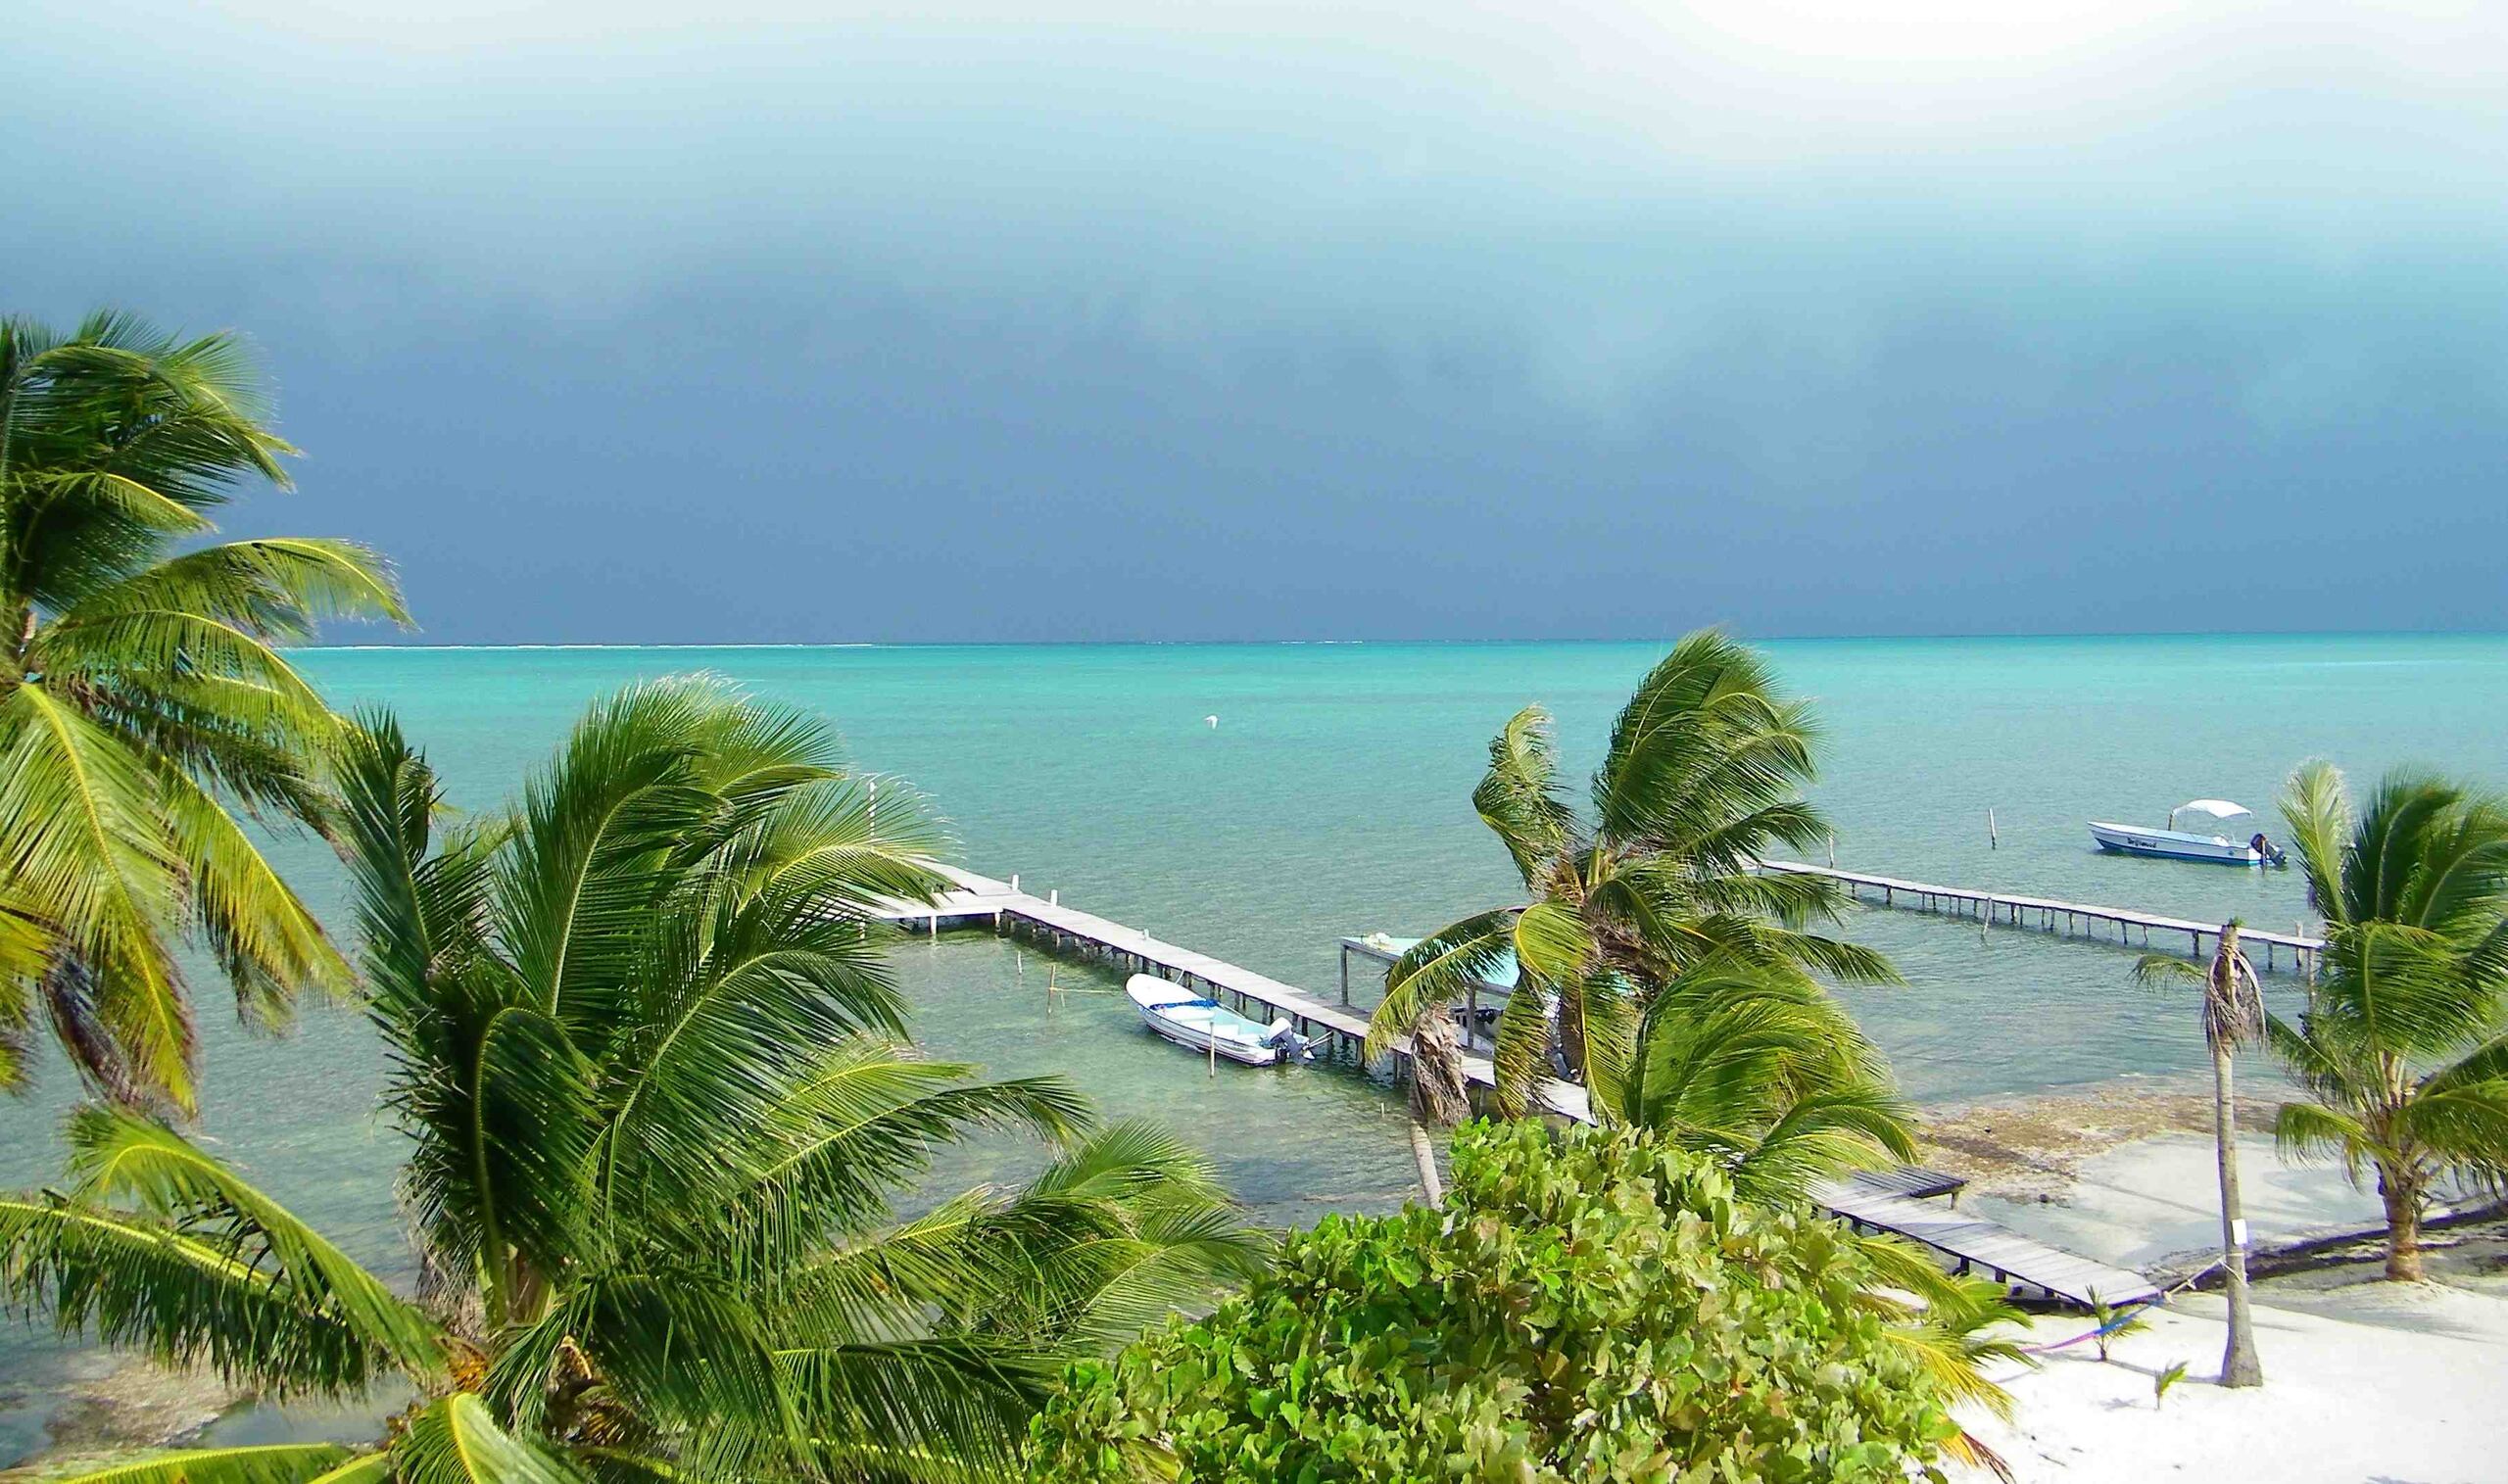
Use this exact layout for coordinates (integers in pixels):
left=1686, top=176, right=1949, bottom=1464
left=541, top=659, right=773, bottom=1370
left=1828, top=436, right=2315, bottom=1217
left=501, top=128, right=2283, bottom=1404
left=1366, top=630, right=1897, bottom=1116
left=2135, top=922, right=2266, bottom=1387
left=1, top=680, right=1264, bottom=1482
left=2268, top=760, right=2508, bottom=1281
left=0, top=311, right=409, bottom=1111
left=1591, top=955, right=1917, bottom=1204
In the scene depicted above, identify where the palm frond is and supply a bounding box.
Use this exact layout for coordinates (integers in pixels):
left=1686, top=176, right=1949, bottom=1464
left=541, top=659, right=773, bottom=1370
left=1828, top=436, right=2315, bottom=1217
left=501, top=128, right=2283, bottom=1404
left=1471, top=705, right=1574, bottom=888
left=767, top=1339, right=1051, bottom=1483
left=1365, top=906, right=1519, bottom=1059
left=689, top=1046, right=1090, bottom=1262
left=2278, top=760, right=2351, bottom=926
left=157, top=761, right=352, bottom=1030
left=59, top=1107, right=444, bottom=1378
left=37, top=1443, right=364, bottom=1484
left=0, top=1194, right=406, bottom=1398
left=0, top=684, right=191, bottom=1106
left=397, top=1393, right=587, bottom=1484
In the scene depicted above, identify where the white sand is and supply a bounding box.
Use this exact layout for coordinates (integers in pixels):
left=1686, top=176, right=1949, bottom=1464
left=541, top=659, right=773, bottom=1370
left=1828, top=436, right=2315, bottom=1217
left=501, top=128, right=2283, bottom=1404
left=1964, top=1276, right=2508, bottom=1483
left=1973, top=1130, right=2392, bottom=1272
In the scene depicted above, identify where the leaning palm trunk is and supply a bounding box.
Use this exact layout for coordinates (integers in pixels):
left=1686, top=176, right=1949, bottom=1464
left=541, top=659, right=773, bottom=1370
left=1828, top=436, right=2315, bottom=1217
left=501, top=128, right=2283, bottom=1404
left=1407, top=1007, right=1470, bottom=1203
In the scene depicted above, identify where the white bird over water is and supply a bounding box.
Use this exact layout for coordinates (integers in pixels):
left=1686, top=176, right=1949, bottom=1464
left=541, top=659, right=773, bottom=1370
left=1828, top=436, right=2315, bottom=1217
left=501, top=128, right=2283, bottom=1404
left=1204, top=715, right=1219, bottom=728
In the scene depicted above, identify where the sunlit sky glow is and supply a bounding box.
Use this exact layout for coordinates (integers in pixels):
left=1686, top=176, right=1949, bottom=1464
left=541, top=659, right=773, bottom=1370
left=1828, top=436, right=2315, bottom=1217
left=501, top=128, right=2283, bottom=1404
left=12, top=1, right=2506, bottom=641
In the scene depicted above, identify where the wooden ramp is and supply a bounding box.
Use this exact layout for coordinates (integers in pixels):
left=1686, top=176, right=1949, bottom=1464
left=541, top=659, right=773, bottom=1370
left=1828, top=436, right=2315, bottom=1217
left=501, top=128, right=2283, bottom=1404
left=1815, top=1171, right=2160, bottom=1307
left=878, top=865, right=2152, bottom=1309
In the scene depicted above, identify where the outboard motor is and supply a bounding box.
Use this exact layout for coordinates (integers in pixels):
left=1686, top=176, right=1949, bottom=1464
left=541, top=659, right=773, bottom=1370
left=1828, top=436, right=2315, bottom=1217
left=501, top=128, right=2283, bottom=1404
left=1264, top=1018, right=1314, bottom=1065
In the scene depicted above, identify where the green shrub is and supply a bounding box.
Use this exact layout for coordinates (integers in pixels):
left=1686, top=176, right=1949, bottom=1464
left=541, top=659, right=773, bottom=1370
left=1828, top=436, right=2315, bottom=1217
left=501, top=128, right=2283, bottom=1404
left=1028, top=1120, right=1966, bottom=1483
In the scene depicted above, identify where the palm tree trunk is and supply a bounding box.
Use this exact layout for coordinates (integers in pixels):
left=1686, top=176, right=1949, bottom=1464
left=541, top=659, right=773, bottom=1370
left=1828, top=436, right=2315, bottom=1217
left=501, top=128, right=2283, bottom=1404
left=1406, top=1006, right=1465, bottom=1204
left=2381, top=1175, right=2424, bottom=1282
left=2212, top=1042, right=2261, bottom=1387
left=1408, top=1119, right=1445, bottom=1206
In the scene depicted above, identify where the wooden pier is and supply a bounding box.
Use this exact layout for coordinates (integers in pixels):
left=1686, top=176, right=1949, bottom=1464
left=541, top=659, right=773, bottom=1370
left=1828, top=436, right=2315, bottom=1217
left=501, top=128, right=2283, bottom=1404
left=870, top=866, right=1593, bottom=1121
left=1760, top=860, right=2325, bottom=975
left=874, top=864, right=2161, bottom=1309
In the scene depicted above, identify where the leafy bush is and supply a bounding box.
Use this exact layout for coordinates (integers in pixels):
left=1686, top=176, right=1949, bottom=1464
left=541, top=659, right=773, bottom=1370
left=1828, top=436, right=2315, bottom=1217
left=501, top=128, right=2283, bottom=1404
left=1029, top=1120, right=1967, bottom=1483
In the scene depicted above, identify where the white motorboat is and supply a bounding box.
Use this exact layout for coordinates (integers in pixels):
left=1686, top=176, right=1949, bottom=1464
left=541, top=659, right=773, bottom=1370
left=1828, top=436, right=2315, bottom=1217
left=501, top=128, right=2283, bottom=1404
left=1125, top=975, right=1308, bottom=1066
left=2088, top=799, right=2285, bottom=866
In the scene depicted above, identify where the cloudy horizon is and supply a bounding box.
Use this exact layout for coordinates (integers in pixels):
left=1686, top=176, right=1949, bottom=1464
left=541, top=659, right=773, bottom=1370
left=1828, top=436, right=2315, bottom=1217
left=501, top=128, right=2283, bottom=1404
left=13, top=1, right=2505, bottom=643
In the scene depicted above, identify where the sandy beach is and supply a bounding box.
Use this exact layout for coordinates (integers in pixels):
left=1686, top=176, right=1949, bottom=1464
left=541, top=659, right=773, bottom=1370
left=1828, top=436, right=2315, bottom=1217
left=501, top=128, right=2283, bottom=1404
left=1967, top=1236, right=2508, bottom=1484
left=1921, top=1086, right=2508, bottom=1481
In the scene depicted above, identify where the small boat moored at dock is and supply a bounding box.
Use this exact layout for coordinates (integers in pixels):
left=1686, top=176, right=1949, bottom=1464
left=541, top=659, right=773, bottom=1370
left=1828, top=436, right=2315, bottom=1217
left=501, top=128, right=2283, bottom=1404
left=2089, top=799, right=2287, bottom=866
left=1126, top=974, right=1311, bottom=1065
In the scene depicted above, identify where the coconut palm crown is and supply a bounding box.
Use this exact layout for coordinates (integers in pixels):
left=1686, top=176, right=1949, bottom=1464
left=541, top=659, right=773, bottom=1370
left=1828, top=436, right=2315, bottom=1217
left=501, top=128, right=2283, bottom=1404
left=1366, top=629, right=1898, bottom=1116
left=1, top=680, right=1264, bottom=1482
left=2267, top=760, right=2508, bottom=1281
left=0, top=311, right=409, bottom=1109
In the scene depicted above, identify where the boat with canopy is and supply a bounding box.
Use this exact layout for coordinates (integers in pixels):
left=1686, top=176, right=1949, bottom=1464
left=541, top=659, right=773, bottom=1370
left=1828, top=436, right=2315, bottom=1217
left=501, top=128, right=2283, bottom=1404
left=2088, top=799, right=2286, bottom=866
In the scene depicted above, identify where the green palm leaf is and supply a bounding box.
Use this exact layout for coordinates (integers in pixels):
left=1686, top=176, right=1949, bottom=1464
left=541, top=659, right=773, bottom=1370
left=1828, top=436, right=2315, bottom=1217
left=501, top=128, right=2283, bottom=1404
left=38, top=1443, right=366, bottom=1484
left=59, top=1107, right=444, bottom=1376
left=397, top=1393, right=586, bottom=1484
left=0, top=1192, right=411, bottom=1397
left=0, top=683, right=190, bottom=1103
left=1471, top=705, right=1574, bottom=888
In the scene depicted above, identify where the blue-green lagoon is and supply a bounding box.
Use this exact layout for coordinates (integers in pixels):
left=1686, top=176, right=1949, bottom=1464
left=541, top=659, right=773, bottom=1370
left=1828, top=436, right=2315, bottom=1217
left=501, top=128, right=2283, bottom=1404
left=5, top=633, right=2504, bottom=1460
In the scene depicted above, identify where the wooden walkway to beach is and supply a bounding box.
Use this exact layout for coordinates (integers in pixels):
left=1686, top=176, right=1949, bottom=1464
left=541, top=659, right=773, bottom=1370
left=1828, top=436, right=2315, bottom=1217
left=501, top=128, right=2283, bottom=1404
left=874, top=865, right=2158, bottom=1309
left=1760, top=860, right=2325, bottom=975
left=1814, top=1175, right=2160, bottom=1307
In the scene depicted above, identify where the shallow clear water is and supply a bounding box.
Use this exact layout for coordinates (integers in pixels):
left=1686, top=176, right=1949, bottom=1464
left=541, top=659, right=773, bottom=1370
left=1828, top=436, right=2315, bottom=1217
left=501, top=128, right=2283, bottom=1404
left=4, top=634, right=2504, bottom=1459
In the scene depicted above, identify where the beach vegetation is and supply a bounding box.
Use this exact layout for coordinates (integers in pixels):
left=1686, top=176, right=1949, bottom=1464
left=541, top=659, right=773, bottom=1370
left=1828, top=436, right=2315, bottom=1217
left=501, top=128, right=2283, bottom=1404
left=1028, top=1119, right=2002, bottom=1484
left=0, top=681, right=1262, bottom=1482
left=0, top=311, right=408, bottom=1111
left=2085, top=1289, right=2150, bottom=1364
left=2269, top=761, right=2508, bottom=1281
left=1366, top=629, right=1898, bottom=1120
left=2153, top=1360, right=2190, bottom=1409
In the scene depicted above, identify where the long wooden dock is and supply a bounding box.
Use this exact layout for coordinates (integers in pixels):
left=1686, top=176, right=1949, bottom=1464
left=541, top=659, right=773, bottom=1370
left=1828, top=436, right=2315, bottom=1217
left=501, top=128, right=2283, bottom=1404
left=875, top=865, right=2159, bottom=1309
left=1760, top=860, right=2325, bottom=975
left=871, top=867, right=1593, bottom=1121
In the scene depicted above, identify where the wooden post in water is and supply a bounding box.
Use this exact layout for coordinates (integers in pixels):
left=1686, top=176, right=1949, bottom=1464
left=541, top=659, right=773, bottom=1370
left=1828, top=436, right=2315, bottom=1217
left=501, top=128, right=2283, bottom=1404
left=1988, top=808, right=1999, bottom=849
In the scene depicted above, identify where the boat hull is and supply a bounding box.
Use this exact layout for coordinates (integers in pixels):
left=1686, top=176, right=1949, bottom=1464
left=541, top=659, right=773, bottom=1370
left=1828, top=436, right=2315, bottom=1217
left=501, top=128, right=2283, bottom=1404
left=1126, top=974, right=1283, bottom=1066
left=2087, top=821, right=2262, bottom=865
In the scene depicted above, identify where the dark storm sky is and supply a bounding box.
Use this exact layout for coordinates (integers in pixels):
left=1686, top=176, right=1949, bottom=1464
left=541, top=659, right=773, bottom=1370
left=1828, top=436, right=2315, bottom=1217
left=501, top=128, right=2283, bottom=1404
left=12, top=2, right=2506, bottom=643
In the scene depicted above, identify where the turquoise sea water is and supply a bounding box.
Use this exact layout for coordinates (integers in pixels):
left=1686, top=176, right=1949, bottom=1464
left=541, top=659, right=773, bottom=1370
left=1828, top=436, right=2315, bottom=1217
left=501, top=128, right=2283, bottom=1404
left=4, top=633, right=2505, bottom=1459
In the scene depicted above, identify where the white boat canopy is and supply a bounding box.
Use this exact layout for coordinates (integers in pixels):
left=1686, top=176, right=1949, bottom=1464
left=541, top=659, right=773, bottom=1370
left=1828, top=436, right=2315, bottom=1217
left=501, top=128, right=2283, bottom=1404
left=2174, top=798, right=2251, bottom=821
